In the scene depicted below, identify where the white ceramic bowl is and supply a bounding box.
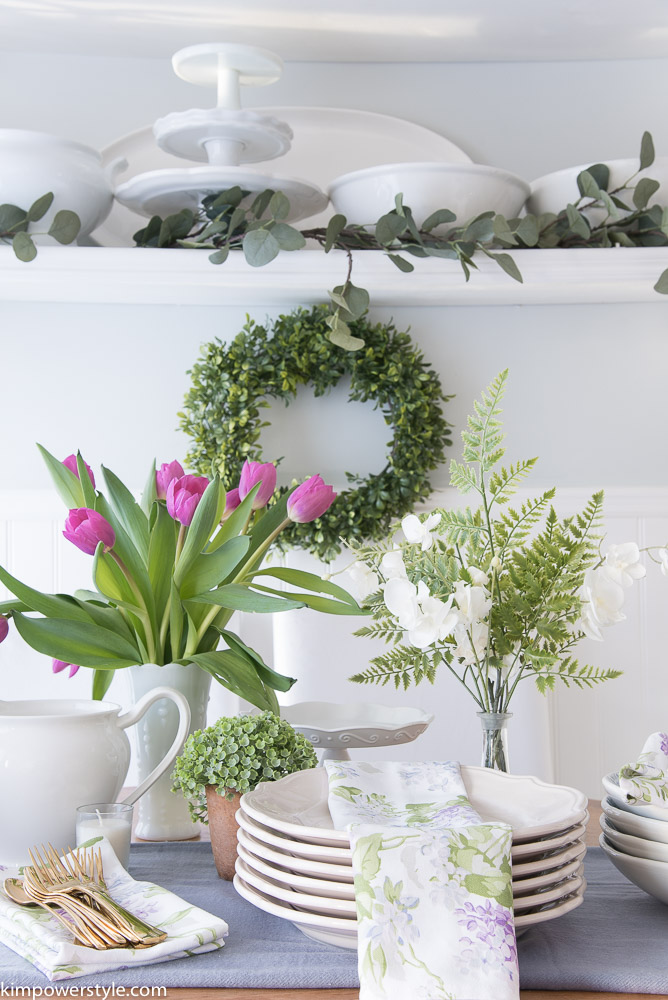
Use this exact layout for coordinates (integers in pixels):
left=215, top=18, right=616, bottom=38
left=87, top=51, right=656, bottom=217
left=327, top=162, right=530, bottom=231
left=0, top=129, right=116, bottom=241
left=528, top=157, right=668, bottom=223
left=600, top=816, right=668, bottom=863
left=600, top=832, right=668, bottom=905
left=602, top=771, right=668, bottom=822
left=601, top=795, right=668, bottom=844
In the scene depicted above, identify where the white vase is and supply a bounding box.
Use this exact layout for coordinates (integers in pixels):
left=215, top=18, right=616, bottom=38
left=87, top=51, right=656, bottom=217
left=128, top=663, right=211, bottom=841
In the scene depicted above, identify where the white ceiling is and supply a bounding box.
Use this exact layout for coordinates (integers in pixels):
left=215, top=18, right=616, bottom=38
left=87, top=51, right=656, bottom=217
left=2, top=0, right=668, bottom=63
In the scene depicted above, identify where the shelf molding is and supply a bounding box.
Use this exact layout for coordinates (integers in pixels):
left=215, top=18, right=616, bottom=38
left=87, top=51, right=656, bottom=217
left=1, top=246, right=667, bottom=307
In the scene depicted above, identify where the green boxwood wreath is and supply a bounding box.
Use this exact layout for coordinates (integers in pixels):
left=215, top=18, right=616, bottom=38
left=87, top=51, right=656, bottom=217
left=180, top=305, right=452, bottom=562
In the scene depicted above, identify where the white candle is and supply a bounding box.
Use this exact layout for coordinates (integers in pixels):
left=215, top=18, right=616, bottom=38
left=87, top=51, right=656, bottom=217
left=75, top=806, right=132, bottom=869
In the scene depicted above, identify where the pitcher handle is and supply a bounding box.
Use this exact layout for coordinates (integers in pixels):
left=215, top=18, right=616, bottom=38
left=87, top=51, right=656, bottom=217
left=117, top=686, right=191, bottom=807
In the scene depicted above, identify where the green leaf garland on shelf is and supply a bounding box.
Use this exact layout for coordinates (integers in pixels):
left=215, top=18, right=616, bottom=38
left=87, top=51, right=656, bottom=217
left=180, top=305, right=452, bottom=562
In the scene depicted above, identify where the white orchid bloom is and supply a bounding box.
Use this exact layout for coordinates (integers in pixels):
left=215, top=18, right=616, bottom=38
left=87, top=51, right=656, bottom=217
left=380, top=547, right=408, bottom=580
left=603, top=543, right=646, bottom=588
left=401, top=512, right=441, bottom=551
left=383, top=577, right=422, bottom=629
left=452, top=621, right=489, bottom=665
left=346, top=561, right=380, bottom=601
left=407, top=595, right=460, bottom=650
left=579, top=567, right=626, bottom=641
left=659, top=548, right=668, bottom=577
left=467, top=565, right=489, bottom=586
left=453, top=583, right=492, bottom=624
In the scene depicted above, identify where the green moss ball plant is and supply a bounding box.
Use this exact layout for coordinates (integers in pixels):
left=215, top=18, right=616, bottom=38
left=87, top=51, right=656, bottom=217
left=172, top=710, right=318, bottom=823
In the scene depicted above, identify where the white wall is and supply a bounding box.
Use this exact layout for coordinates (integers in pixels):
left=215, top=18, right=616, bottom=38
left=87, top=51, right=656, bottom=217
left=2, top=51, right=668, bottom=795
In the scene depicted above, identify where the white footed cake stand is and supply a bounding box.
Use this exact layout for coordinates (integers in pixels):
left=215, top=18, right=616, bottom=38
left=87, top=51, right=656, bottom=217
left=282, top=702, right=434, bottom=761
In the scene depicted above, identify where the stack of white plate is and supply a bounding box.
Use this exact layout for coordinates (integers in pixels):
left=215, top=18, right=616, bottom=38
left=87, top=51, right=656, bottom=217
left=600, top=771, right=668, bottom=904
left=234, top=766, right=588, bottom=948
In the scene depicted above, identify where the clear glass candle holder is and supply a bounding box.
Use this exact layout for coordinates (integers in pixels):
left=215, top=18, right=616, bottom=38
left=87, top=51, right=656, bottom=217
left=75, top=802, right=133, bottom=869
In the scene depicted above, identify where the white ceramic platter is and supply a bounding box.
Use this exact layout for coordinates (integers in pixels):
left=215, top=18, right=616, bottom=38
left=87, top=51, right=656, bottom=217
left=600, top=833, right=668, bottom=906
left=95, top=107, right=472, bottom=246
left=234, top=871, right=586, bottom=951
left=241, top=766, right=588, bottom=846
left=237, top=828, right=354, bottom=883
left=601, top=795, right=668, bottom=845
left=235, top=857, right=357, bottom=918
left=602, top=771, right=668, bottom=822
left=236, top=808, right=353, bottom=863
left=600, top=816, right=668, bottom=863
left=237, top=840, right=356, bottom=900
left=511, top=841, right=586, bottom=878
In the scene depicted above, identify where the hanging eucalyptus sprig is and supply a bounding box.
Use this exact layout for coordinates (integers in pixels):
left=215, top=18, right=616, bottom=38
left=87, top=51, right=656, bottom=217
left=0, top=193, right=81, bottom=260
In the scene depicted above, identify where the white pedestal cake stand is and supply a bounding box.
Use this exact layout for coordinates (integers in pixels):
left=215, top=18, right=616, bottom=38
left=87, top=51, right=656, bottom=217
left=282, top=702, right=434, bottom=762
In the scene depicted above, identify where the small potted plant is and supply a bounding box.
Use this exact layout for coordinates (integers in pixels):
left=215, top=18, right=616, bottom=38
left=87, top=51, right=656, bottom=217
left=172, top=711, right=318, bottom=879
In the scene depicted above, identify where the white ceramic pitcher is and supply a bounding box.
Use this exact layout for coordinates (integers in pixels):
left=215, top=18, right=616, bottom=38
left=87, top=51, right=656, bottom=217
left=0, top=687, right=190, bottom=866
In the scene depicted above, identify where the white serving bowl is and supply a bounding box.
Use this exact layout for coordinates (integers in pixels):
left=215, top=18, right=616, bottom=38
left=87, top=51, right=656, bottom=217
left=327, top=162, right=530, bottom=232
left=601, top=795, right=668, bottom=845
left=600, top=832, right=668, bottom=905
left=602, top=771, right=668, bottom=822
left=600, top=816, right=668, bottom=863
left=0, top=129, right=116, bottom=241
left=528, top=157, right=668, bottom=222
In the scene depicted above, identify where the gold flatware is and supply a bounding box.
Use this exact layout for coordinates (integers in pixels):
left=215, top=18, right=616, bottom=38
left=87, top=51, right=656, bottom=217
left=3, top=877, right=108, bottom=949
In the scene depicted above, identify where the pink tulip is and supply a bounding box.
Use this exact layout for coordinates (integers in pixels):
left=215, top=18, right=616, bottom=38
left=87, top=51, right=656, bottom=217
left=166, top=474, right=210, bottom=526
left=52, top=659, right=79, bottom=678
left=0, top=617, right=8, bottom=643
left=238, top=460, right=277, bottom=509
left=222, top=488, right=241, bottom=521
left=287, top=475, right=337, bottom=523
left=63, top=508, right=115, bottom=556
left=156, top=460, right=185, bottom=500
left=62, top=454, right=95, bottom=488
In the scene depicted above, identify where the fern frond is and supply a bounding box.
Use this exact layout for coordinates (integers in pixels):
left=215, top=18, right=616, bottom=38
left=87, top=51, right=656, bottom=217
left=489, top=458, right=538, bottom=505
left=350, top=646, right=438, bottom=690
left=461, top=369, right=508, bottom=468
left=449, top=459, right=480, bottom=494
left=439, top=507, right=487, bottom=545
left=532, top=656, right=622, bottom=692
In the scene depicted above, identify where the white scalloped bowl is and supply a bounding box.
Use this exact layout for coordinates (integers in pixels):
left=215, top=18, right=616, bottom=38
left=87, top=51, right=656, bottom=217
left=600, top=816, right=668, bottom=863
left=600, top=832, right=668, bottom=905
left=281, top=702, right=433, bottom=752
left=328, top=162, right=530, bottom=232
left=528, top=158, right=668, bottom=223
left=602, top=795, right=668, bottom=844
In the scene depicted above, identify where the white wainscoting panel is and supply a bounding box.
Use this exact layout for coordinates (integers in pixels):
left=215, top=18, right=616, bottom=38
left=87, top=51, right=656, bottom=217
left=0, top=486, right=666, bottom=797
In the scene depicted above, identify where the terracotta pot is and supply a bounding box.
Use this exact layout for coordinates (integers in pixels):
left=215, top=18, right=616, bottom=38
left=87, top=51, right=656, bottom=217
left=206, top=785, right=242, bottom=880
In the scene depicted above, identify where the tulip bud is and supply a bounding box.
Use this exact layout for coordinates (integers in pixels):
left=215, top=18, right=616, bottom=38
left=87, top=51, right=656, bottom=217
left=52, top=659, right=80, bottom=678
left=287, top=475, right=336, bottom=523
left=222, top=488, right=241, bottom=521
left=166, top=475, right=210, bottom=526
left=62, top=454, right=95, bottom=488
left=0, top=617, right=8, bottom=644
left=238, top=460, right=277, bottom=510
left=156, top=460, right=185, bottom=500
left=63, top=508, right=116, bottom=556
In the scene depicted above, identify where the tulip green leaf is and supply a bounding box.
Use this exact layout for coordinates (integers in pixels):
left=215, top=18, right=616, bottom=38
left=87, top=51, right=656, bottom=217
left=251, top=582, right=368, bottom=615
left=252, top=567, right=362, bottom=607
left=27, top=192, right=54, bottom=222
left=12, top=232, right=37, bottom=262
left=94, top=495, right=155, bottom=619
left=0, top=598, right=30, bottom=614
left=92, top=667, right=116, bottom=701
left=102, top=465, right=150, bottom=561
left=185, top=650, right=279, bottom=713
left=0, top=565, right=91, bottom=622
left=173, top=477, right=223, bottom=587
left=169, top=579, right=185, bottom=661
left=148, top=503, right=178, bottom=616
left=180, top=535, right=250, bottom=599
left=140, top=460, right=158, bottom=517
left=76, top=452, right=97, bottom=508
left=12, top=613, right=140, bottom=668
left=48, top=210, right=81, bottom=245
left=219, top=628, right=296, bottom=692
left=93, top=546, right=139, bottom=607
left=37, top=443, right=84, bottom=508
left=207, top=483, right=260, bottom=552
left=187, top=583, right=304, bottom=613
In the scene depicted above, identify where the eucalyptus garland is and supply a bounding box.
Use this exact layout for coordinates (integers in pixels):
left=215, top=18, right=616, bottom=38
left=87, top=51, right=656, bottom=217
left=180, top=306, right=451, bottom=561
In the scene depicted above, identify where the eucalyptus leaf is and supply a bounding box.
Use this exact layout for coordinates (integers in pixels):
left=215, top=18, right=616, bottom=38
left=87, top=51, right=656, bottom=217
left=269, top=191, right=290, bottom=220
left=326, top=312, right=365, bottom=351
left=243, top=228, right=280, bottom=266
left=577, top=170, right=603, bottom=200
left=0, top=204, right=28, bottom=234
left=12, top=232, right=37, bottom=262
left=250, top=190, right=274, bottom=218
left=633, top=177, right=661, bottom=210
left=48, top=210, right=81, bottom=245
left=654, top=268, right=668, bottom=294
left=565, top=204, right=590, bottom=239
left=515, top=215, right=539, bottom=247
left=324, top=213, right=346, bottom=252
left=209, top=247, right=229, bottom=265
left=489, top=252, right=523, bottom=283
left=422, top=208, right=456, bottom=232
left=387, top=253, right=414, bottom=272
left=27, top=192, right=54, bottom=222
left=375, top=212, right=407, bottom=245
left=271, top=222, right=306, bottom=251
left=640, top=131, right=655, bottom=171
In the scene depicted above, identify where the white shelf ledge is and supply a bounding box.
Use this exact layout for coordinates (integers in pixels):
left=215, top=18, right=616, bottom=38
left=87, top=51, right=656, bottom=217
left=1, top=246, right=667, bottom=307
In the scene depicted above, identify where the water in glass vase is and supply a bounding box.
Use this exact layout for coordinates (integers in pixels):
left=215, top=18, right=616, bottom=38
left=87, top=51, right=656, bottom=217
left=478, top=711, right=512, bottom=772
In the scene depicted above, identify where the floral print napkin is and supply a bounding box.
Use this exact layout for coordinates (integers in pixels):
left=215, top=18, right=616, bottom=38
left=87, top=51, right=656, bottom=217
left=0, top=838, right=228, bottom=981
left=325, top=760, right=519, bottom=1000
left=619, top=732, right=668, bottom=806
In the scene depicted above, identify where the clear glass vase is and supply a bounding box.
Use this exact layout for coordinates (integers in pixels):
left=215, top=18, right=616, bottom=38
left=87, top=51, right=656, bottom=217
left=477, top=711, right=512, bottom=772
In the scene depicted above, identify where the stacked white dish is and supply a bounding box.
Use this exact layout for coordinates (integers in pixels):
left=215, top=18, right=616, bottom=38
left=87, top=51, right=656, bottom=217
left=234, top=766, right=588, bottom=948
left=600, top=771, right=668, bottom=904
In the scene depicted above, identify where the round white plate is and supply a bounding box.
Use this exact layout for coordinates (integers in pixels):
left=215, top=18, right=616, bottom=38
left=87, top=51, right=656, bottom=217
left=511, top=841, right=586, bottom=878
left=237, top=840, right=356, bottom=900
left=95, top=106, right=472, bottom=246
left=511, top=854, right=586, bottom=894
left=602, top=771, right=668, bottom=822
left=241, top=766, right=588, bottom=847
left=600, top=815, right=668, bottom=863
left=600, top=833, right=668, bottom=905
left=237, top=828, right=354, bottom=883
left=511, top=820, right=588, bottom=859
left=237, top=808, right=352, bottom=863
left=513, top=871, right=584, bottom=912
left=235, top=856, right=357, bottom=918
left=601, top=795, right=668, bottom=845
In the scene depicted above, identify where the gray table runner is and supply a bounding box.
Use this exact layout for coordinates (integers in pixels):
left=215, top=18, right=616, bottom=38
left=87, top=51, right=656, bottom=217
left=0, top=844, right=665, bottom=992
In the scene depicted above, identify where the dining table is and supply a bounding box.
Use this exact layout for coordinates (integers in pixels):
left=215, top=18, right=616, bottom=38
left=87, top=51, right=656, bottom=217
left=134, top=800, right=656, bottom=1000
